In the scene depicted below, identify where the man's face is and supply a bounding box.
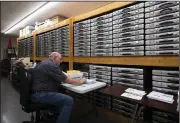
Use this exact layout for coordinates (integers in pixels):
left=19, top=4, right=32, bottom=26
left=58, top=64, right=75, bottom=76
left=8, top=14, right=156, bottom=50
left=54, top=56, right=63, bottom=65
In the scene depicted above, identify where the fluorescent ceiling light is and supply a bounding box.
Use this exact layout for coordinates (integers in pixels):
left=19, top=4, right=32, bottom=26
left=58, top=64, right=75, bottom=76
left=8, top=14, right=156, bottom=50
left=4, top=2, right=60, bottom=34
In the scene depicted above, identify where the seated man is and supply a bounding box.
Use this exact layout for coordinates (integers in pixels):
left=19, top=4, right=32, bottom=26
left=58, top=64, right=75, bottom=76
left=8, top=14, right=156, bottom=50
left=31, top=52, right=86, bottom=123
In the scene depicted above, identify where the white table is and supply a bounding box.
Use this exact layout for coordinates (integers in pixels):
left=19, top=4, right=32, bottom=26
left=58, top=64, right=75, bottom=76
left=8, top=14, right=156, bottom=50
left=61, top=81, right=106, bottom=118
left=61, top=82, right=106, bottom=94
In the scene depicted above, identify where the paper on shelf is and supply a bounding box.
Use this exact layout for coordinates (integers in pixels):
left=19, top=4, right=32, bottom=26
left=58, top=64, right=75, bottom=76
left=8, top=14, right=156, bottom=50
left=125, top=88, right=146, bottom=96
left=147, top=91, right=174, bottom=104
left=121, top=92, right=143, bottom=100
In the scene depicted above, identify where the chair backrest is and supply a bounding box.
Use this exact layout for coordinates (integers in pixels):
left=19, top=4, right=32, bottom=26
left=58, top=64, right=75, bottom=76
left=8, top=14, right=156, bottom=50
left=19, top=66, right=34, bottom=109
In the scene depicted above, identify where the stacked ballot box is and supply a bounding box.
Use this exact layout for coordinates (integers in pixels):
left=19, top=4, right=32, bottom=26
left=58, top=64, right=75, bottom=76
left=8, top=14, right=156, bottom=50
left=18, top=37, right=33, bottom=57
left=88, top=91, right=111, bottom=109
left=89, top=65, right=111, bottom=87
left=36, top=26, right=69, bottom=57
left=18, top=39, right=24, bottom=57
left=152, top=109, right=178, bottom=123
left=145, top=1, right=179, bottom=56
left=36, top=34, right=44, bottom=57
left=18, top=40, right=23, bottom=57
left=46, top=31, right=54, bottom=56
left=91, top=13, right=113, bottom=56
left=152, top=69, right=179, bottom=123
left=152, top=69, right=179, bottom=95
left=112, top=67, right=144, bottom=119
left=59, top=26, right=69, bottom=56
left=72, top=2, right=179, bottom=56
left=88, top=91, right=97, bottom=104
left=112, top=97, right=145, bottom=120
left=112, top=67, right=144, bottom=90
left=74, top=19, right=91, bottom=56
left=112, top=2, right=145, bottom=56
left=96, top=92, right=111, bottom=109
left=89, top=65, right=111, bottom=108
left=27, top=37, right=33, bottom=57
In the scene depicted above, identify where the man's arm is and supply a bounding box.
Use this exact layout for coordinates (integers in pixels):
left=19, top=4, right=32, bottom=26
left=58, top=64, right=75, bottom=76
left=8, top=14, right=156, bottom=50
left=47, top=64, right=68, bottom=83
left=47, top=64, right=85, bottom=85
left=64, top=77, right=86, bottom=85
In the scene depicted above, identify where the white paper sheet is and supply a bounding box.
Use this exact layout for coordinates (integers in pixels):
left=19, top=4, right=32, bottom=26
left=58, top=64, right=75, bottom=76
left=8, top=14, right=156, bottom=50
left=125, top=88, right=146, bottom=96
left=147, top=91, right=174, bottom=104
left=121, top=92, right=143, bottom=100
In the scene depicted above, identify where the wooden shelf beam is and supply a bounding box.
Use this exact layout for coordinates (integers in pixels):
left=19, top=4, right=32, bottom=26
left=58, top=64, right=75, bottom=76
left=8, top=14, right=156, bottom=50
left=73, top=2, right=135, bottom=22
left=73, top=56, right=179, bottom=67
left=35, top=19, right=70, bottom=35
left=35, top=57, right=69, bottom=62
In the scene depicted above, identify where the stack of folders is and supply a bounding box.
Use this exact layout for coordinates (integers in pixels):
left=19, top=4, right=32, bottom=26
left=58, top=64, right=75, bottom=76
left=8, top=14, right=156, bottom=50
left=121, top=88, right=146, bottom=100
left=147, top=91, right=174, bottom=104
left=177, top=91, right=179, bottom=112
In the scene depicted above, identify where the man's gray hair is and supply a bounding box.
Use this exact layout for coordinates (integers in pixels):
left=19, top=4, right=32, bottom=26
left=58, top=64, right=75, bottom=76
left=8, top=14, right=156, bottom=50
left=49, top=52, right=61, bottom=59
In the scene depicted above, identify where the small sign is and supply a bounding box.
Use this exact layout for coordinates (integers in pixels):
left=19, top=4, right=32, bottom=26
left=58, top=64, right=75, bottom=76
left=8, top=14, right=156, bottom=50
left=7, top=49, right=14, bottom=54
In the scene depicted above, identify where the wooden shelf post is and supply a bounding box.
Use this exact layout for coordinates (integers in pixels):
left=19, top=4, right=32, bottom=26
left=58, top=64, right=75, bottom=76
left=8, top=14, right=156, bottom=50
left=69, top=17, right=74, bottom=70
left=33, top=33, right=36, bottom=63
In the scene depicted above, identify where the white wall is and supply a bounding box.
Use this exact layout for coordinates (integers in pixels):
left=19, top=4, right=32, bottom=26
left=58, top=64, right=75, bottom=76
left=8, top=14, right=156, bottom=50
left=1, top=34, right=18, bottom=60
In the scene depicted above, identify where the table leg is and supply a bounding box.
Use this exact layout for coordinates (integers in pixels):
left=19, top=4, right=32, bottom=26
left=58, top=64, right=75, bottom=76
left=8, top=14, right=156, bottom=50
left=131, top=104, right=139, bottom=123
left=135, top=106, right=144, bottom=123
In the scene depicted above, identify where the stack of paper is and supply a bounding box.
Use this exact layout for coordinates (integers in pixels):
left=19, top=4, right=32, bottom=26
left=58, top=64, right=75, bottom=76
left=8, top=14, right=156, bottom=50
left=125, top=88, right=146, bottom=96
left=121, top=92, right=143, bottom=100
left=65, top=70, right=83, bottom=79
left=85, top=79, right=96, bottom=84
left=147, top=91, right=174, bottom=104
left=121, top=88, right=146, bottom=100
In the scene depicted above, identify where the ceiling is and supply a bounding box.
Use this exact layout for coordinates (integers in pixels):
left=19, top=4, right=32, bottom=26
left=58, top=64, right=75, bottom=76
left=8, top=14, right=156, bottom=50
left=1, top=2, right=111, bottom=36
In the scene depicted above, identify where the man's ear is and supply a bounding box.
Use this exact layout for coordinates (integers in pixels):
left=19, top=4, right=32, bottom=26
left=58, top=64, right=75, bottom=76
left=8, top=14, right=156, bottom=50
left=53, top=56, right=58, bottom=61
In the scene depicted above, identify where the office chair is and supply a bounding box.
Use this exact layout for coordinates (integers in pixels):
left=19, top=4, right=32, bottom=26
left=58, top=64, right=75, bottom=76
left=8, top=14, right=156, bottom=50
left=19, top=66, right=49, bottom=123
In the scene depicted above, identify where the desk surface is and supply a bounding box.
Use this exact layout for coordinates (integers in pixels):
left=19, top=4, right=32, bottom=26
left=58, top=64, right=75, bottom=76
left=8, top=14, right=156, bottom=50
left=100, top=84, right=178, bottom=115
left=61, top=82, right=106, bottom=94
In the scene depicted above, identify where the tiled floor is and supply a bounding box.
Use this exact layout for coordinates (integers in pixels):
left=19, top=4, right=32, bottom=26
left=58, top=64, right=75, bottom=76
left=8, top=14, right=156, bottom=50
left=1, top=77, right=30, bottom=123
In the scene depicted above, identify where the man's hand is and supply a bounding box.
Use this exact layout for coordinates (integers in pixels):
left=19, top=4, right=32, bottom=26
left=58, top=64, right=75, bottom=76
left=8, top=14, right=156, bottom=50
left=64, top=77, right=86, bottom=85
left=79, top=78, right=86, bottom=84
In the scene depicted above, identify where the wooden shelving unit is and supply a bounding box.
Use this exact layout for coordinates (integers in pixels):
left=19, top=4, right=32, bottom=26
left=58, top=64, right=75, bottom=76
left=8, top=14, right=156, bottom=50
left=74, top=56, right=179, bottom=67
left=35, top=57, right=48, bottom=61
left=17, top=19, right=71, bottom=67
left=16, top=2, right=179, bottom=122
left=30, top=57, right=33, bottom=61
left=17, top=2, right=179, bottom=68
